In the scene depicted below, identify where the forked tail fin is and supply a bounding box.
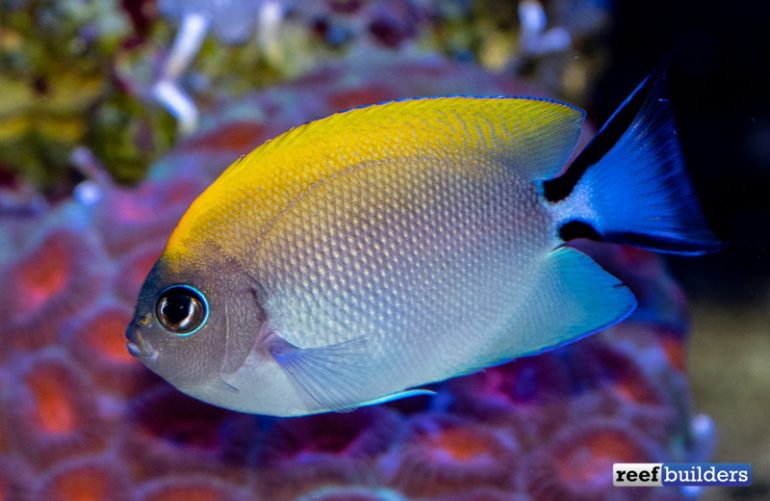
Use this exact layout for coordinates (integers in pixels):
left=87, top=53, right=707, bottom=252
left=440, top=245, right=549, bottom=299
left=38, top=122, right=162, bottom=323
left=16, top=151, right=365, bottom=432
left=548, top=68, right=722, bottom=255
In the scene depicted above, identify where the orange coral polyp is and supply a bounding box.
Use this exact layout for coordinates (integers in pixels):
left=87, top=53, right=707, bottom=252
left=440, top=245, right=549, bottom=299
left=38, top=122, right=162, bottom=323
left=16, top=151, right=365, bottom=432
left=87, top=313, right=135, bottom=363
left=39, top=456, right=130, bottom=501
left=17, top=241, right=69, bottom=312
left=425, top=428, right=495, bottom=462
left=614, top=376, right=659, bottom=405
left=49, top=470, right=107, bottom=501
left=554, top=426, right=649, bottom=485
left=26, top=372, right=77, bottom=434
left=658, top=332, right=687, bottom=372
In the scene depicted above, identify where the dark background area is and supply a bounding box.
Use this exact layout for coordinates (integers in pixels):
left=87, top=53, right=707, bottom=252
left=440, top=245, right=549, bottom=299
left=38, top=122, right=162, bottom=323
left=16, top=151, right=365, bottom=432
left=593, top=0, right=770, bottom=304
left=595, top=3, right=770, bottom=498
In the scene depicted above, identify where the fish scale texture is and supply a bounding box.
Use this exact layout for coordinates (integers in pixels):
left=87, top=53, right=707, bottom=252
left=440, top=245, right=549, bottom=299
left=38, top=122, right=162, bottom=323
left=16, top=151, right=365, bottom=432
left=0, top=58, right=710, bottom=500
left=259, top=155, right=547, bottom=369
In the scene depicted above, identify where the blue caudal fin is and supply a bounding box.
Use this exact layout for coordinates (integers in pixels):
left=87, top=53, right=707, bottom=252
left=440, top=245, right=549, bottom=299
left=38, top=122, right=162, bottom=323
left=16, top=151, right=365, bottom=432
left=549, top=68, right=721, bottom=255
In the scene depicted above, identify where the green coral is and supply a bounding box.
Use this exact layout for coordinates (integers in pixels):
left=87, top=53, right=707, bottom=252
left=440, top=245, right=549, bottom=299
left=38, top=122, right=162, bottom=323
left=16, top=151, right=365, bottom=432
left=0, top=0, right=607, bottom=194
left=0, top=0, right=167, bottom=190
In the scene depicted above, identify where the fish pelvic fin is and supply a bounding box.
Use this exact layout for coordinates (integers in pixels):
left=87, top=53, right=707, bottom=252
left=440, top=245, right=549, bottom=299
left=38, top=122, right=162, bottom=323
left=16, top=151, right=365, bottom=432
left=547, top=68, right=722, bottom=255
left=270, top=336, right=372, bottom=413
left=356, top=389, right=436, bottom=408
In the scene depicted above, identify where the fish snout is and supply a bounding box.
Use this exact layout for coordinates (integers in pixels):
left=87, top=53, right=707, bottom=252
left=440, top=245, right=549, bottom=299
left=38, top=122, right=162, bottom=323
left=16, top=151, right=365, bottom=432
left=126, top=323, right=156, bottom=360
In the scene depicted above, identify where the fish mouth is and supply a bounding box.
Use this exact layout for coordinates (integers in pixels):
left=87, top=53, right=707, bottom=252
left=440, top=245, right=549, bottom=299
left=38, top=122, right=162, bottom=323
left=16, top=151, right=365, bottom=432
left=125, top=324, right=158, bottom=361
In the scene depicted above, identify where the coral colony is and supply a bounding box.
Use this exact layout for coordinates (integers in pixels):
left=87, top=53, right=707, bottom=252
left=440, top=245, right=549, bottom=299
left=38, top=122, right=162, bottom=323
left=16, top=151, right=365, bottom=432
left=0, top=58, right=714, bottom=500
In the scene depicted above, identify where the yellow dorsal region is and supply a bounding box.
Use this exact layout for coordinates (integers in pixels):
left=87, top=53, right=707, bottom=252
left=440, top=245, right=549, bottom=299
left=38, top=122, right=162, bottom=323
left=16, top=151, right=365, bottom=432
left=165, top=97, right=584, bottom=259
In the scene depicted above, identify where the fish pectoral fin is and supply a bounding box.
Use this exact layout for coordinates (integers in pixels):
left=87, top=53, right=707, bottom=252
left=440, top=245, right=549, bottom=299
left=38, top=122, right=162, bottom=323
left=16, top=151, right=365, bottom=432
left=492, top=246, right=637, bottom=362
left=270, top=336, right=371, bottom=413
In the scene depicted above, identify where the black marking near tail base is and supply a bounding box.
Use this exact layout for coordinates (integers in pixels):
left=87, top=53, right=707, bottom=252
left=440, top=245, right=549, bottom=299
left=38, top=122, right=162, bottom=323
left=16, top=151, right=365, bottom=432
left=558, top=220, right=602, bottom=243
left=544, top=68, right=661, bottom=203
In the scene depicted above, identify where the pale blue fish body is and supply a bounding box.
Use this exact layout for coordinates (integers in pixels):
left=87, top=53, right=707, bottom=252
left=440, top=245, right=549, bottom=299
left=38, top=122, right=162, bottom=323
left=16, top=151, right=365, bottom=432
left=126, top=72, right=718, bottom=416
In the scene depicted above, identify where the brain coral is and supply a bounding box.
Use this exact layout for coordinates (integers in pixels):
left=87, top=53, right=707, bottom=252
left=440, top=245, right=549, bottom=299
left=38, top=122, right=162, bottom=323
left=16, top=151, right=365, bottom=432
left=0, top=56, right=712, bottom=500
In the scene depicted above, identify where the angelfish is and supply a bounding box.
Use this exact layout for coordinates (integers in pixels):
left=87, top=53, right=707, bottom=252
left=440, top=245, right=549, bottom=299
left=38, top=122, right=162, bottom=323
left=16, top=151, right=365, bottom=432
left=126, top=72, right=719, bottom=416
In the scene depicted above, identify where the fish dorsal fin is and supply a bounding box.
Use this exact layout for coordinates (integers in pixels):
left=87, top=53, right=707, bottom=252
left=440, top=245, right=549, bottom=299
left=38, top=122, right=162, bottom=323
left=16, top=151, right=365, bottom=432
left=227, top=96, right=585, bottom=183
left=168, top=96, right=584, bottom=257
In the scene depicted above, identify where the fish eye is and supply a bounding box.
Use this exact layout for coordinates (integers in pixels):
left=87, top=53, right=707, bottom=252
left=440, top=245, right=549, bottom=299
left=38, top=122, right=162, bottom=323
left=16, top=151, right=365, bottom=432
left=155, top=285, right=209, bottom=336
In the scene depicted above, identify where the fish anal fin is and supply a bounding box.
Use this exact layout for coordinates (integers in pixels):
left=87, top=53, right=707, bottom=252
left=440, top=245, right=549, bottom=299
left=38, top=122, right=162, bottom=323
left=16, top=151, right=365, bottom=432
left=493, top=246, right=636, bottom=362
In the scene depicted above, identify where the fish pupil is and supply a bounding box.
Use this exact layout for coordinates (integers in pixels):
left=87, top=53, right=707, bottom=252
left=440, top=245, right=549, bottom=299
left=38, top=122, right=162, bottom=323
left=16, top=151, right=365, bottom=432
left=163, top=296, right=195, bottom=325
left=155, top=285, right=208, bottom=335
